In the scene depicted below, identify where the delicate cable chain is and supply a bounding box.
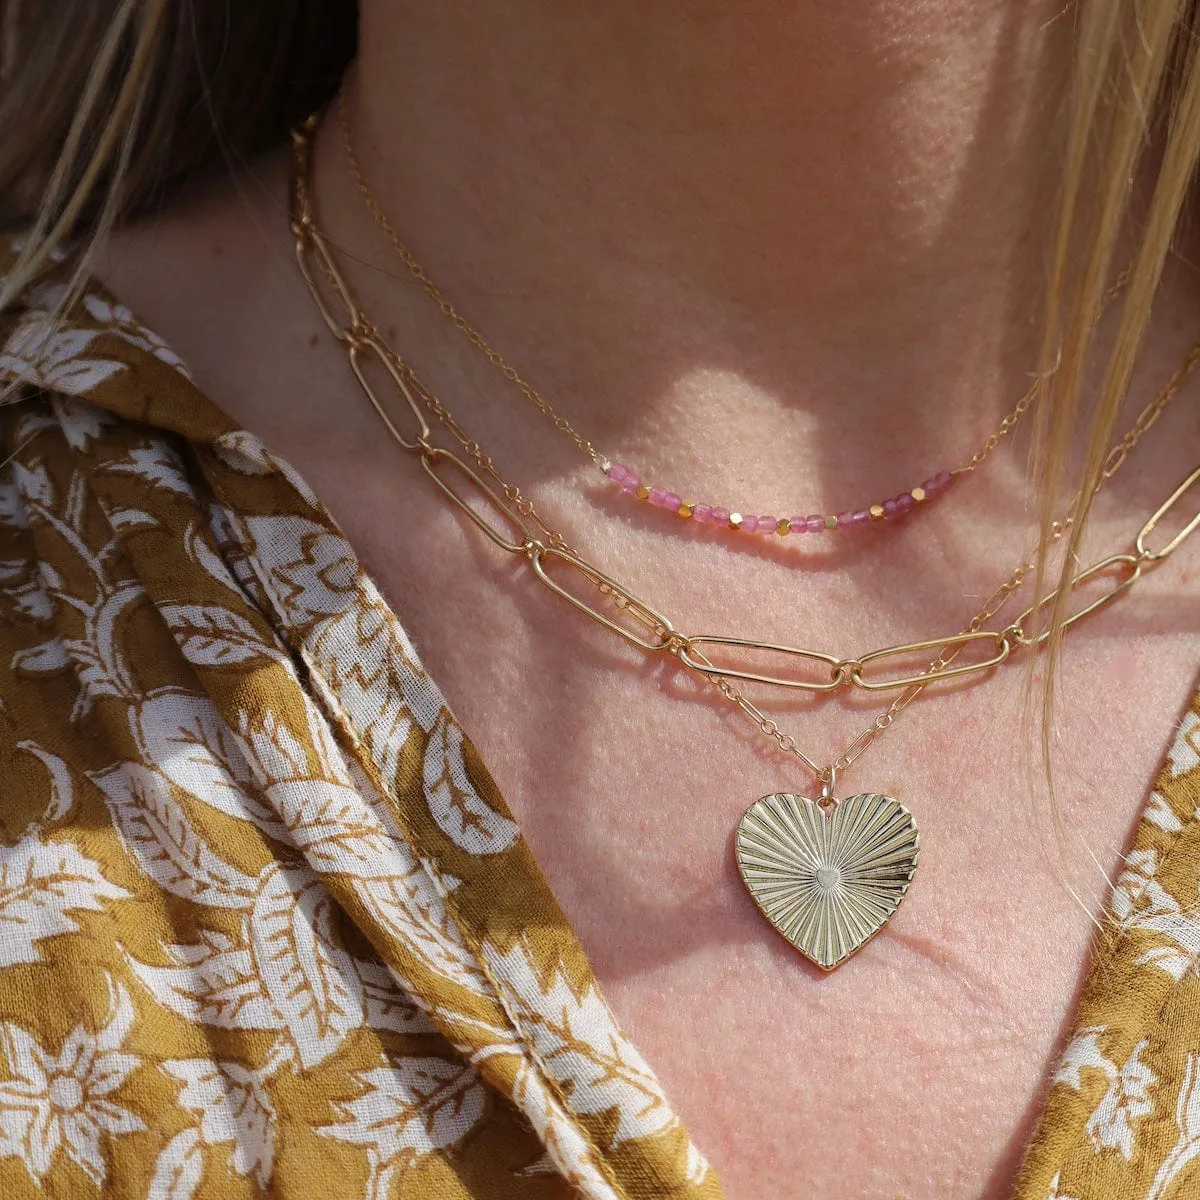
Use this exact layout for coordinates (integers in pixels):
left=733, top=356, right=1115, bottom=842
left=295, top=116, right=1200, bottom=791
left=337, top=91, right=1130, bottom=495
left=337, top=95, right=605, bottom=469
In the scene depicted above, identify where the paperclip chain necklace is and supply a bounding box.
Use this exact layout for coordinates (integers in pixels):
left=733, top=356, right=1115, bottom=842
left=292, top=114, right=1200, bottom=969
left=337, top=94, right=1130, bottom=546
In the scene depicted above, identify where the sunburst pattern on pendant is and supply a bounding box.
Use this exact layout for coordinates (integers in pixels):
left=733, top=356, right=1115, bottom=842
left=735, top=792, right=920, bottom=970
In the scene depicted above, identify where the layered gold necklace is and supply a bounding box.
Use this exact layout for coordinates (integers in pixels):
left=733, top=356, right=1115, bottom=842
left=290, top=111, right=1200, bottom=970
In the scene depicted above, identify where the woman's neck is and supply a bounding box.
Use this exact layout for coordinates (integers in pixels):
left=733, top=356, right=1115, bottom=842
left=333, top=2, right=1073, bottom=484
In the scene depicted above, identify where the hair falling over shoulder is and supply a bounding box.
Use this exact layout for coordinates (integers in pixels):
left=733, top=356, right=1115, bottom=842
left=0, top=0, right=1197, bottom=793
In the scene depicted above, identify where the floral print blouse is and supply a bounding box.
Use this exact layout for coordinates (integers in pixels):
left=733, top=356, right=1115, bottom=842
left=0, top=244, right=1198, bottom=1200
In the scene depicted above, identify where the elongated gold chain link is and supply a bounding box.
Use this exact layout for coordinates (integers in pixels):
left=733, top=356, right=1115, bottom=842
left=295, top=117, right=1199, bottom=788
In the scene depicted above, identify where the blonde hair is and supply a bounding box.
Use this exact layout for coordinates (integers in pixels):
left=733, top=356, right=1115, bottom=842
left=0, top=1, right=1196, bottom=791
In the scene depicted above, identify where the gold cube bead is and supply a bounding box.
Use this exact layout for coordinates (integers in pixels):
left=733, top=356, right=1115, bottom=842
left=869, top=503, right=885, bottom=521
left=728, top=512, right=744, bottom=530
left=776, top=518, right=791, bottom=536
left=678, top=501, right=696, bottom=518
left=824, top=514, right=838, bottom=530
left=635, top=484, right=652, bottom=500
left=911, top=486, right=927, bottom=503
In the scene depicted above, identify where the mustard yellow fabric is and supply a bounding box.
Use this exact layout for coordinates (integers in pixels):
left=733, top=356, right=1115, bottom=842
left=0, top=245, right=1197, bottom=1199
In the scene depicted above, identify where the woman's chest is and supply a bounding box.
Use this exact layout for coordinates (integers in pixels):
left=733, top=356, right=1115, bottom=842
left=376, top=548, right=1196, bottom=1199
left=214, top=414, right=1200, bottom=1197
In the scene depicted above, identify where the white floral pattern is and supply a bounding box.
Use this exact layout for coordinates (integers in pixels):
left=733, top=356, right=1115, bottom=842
left=4, top=238, right=1199, bottom=1200
left=0, top=981, right=145, bottom=1188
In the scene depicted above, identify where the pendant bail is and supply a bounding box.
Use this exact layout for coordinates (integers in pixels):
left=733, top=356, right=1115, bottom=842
left=817, top=765, right=838, bottom=807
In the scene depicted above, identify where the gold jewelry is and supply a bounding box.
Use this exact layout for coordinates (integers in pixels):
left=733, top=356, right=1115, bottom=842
left=336, top=92, right=1132, bottom=549
left=291, top=114, right=1200, bottom=969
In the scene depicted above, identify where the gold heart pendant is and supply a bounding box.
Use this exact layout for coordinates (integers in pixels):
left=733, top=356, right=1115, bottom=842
left=735, top=792, right=920, bottom=970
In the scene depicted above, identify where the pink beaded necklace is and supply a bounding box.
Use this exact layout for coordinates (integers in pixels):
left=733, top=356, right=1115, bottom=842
left=595, top=387, right=1026, bottom=538
left=342, top=95, right=1125, bottom=547
left=604, top=461, right=957, bottom=537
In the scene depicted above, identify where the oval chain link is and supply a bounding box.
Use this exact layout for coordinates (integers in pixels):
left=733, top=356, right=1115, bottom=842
left=293, top=120, right=1200, bottom=790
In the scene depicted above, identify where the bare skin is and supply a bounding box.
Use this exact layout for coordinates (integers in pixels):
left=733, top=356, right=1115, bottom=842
left=98, top=4, right=1200, bottom=1196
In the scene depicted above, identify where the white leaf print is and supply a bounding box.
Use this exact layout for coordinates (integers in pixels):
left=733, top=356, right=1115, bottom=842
left=317, top=1056, right=485, bottom=1187
left=424, top=714, right=518, bottom=855
left=1148, top=1052, right=1200, bottom=1200
left=0, top=831, right=129, bottom=967
left=14, top=741, right=75, bottom=823
left=163, top=1058, right=275, bottom=1186
left=81, top=294, right=193, bottom=378
left=148, top=1129, right=204, bottom=1200
left=486, top=939, right=681, bottom=1148
left=11, top=460, right=54, bottom=510
left=0, top=479, right=26, bottom=528
left=129, top=690, right=288, bottom=839
left=359, top=872, right=489, bottom=993
left=685, top=1140, right=711, bottom=1185
left=355, top=959, right=437, bottom=1035
left=1047, top=1172, right=1080, bottom=1200
left=49, top=396, right=113, bottom=451
left=92, top=761, right=259, bottom=909
left=106, top=507, right=160, bottom=531
left=213, top=430, right=320, bottom=507
left=1111, top=849, right=1158, bottom=924
left=0, top=318, right=124, bottom=394
left=11, top=638, right=68, bottom=675
left=1146, top=790, right=1184, bottom=833
left=1054, top=1026, right=1115, bottom=1091
left=124, top=941, right=283, bottom=1031
left=1085, top=1038, right=1155, bottom=1158
left=157, top=603, right=284, bottom=668
left=104, top=441, right=192, bottom=495
left=1169, top=710, right=1200, bottom=780
left=1124, top=880, right=1200, bottom=979
left=0, top=564, right=51, bottom=622
left=241, top=514, right=359, bottom=621
left=247, top=864, right=364, bottom=1069
left=184, top=519, right=243, bottom=596
left=509, top=1059, right=623, bottom=1200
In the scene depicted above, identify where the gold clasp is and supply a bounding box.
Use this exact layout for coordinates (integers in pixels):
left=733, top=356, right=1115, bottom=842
left=817, top=766, right=839, bottom=808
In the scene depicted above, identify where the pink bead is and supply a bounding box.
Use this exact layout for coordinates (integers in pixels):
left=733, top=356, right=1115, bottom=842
left=836, top=511, right=854, bottom=528
left=712, top=507, right=731, bottom=524
left=741, top=515, right=760, bottom=533
left=693, top=504, right=713, bottom=523
left=921, top=470, right=954, bottom=497
left=850, top=509, right=871, bottom=526
left=789, top=517, right=808, bottom=533
left=895, top=493, right=916, bottom=514
left=609, top=463, right=629, bottom=484
left=757, top=515, right=775, bottom=533
left=883, top=499, right=900, bottom=519
left=648, top=487, right=668, bottom=507
left=805, top=515, right=824, bottom=533
left=620, top=478, right=639, bottom=494
left=664, top=492, right=682, bottom=511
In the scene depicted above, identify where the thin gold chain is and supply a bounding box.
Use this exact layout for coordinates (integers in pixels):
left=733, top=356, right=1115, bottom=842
left=337, top=91, right=1130, bottom=485
left=296, top=115, right=1199, bottom=790
left=338, top=94, right=605, bottom=467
